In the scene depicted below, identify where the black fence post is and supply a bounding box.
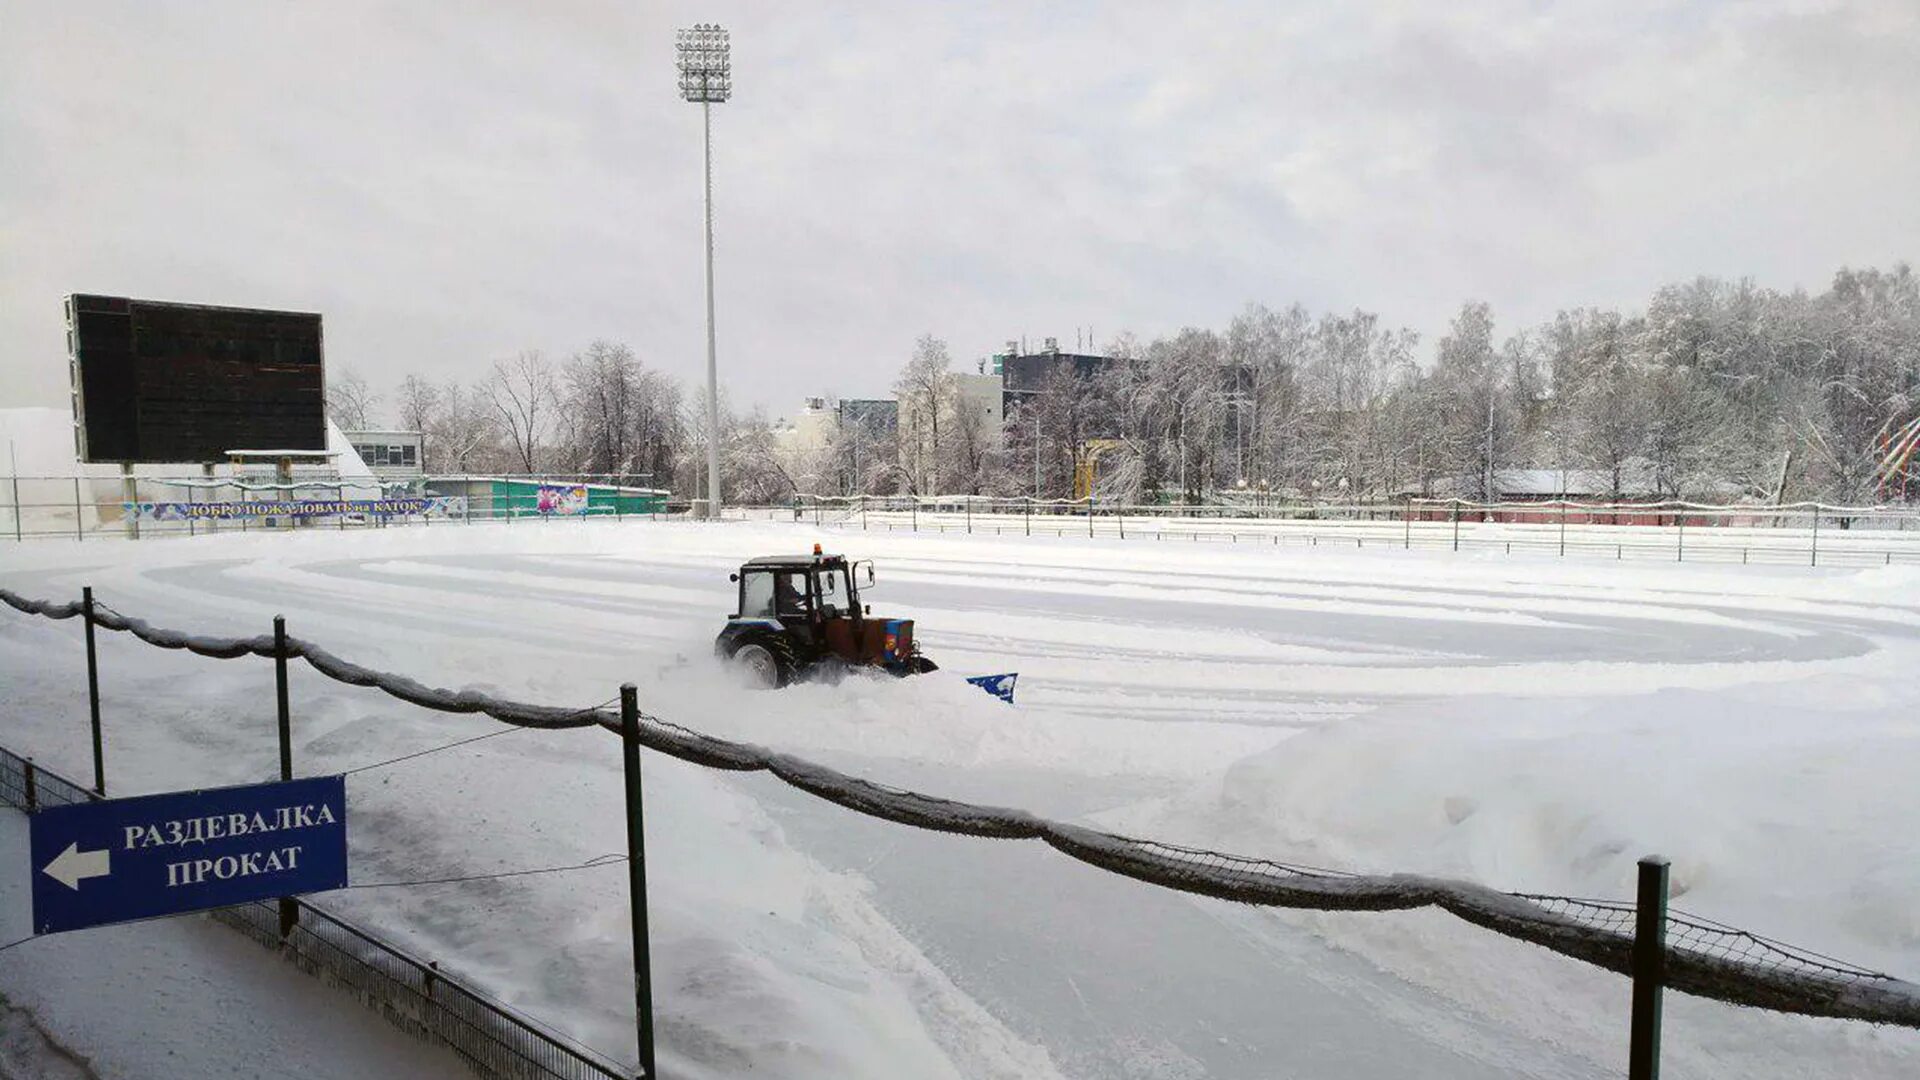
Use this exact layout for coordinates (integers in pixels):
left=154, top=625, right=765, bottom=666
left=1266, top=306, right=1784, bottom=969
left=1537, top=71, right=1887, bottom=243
left=620, top=684, right=657, bottom=1079
left=23, top=757, right=36, bottom=812
left=1629, top=855, right=1670, bottom=1080
left=1810, top=508, right=1820, bottom=567
left=83, top=587, right=105, bottom=794
left=1451, top=503, right=1460, bottom=551
left=274, top=615, right=298, bottom=940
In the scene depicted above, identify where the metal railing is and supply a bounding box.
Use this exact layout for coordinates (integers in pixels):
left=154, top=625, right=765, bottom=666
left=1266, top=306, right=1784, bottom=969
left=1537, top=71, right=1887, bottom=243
left=214, top=899, right=623, bottom=1080
left=0, top=746, right=627, bottom=1080
left=0, top=745, right=97, bottom=812
left=748, top=494, right=1920, bottom=568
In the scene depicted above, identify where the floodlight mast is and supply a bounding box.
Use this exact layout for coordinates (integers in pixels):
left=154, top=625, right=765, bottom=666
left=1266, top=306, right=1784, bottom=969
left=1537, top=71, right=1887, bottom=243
left=678, top=23, right=731, bottom=519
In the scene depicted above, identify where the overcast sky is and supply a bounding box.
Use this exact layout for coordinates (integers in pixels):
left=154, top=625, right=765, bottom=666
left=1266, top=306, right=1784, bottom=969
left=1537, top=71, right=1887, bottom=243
left=3, top=0, right=1917, bottom=422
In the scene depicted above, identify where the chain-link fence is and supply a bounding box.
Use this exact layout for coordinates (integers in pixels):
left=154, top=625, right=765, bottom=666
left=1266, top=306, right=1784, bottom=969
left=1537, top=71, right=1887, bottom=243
left=0, top=745, right=626, bottom=1080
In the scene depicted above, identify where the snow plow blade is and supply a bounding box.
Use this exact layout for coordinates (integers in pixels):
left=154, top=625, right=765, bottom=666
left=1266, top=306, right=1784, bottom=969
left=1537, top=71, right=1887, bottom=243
left=966, top=673, right=1018, bottom=703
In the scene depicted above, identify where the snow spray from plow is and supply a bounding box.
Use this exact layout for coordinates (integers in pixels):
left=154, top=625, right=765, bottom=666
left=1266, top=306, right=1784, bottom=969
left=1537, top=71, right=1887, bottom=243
left=5, top=585, right=1920, bottom=1069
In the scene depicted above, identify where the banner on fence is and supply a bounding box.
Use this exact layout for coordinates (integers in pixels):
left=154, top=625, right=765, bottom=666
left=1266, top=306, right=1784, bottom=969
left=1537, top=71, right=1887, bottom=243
left=30, top=775, right=348, bottom=935
left=125, top=496, right=465, bottom=522
left=536, top=484, right=589, bottom=516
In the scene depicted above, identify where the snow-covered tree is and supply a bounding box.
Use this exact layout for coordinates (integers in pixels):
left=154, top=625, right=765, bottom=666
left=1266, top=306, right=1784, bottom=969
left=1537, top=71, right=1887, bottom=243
left=894, top=335, right=956, bottom=495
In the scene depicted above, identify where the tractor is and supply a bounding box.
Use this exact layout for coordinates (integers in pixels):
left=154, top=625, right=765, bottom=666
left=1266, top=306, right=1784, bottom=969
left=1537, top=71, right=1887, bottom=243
left=714, top=545, right=938, bottom=688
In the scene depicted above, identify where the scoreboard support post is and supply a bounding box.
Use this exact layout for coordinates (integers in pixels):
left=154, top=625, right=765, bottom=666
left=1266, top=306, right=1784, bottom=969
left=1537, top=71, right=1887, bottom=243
left=121, top=464, right=137, bottom=540
left=203, top=464, right=219, bottom=534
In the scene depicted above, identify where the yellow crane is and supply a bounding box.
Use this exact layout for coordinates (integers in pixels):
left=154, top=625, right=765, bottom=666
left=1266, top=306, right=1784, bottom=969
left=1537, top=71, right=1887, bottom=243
left=1072, top=439, right=1125, bottom=500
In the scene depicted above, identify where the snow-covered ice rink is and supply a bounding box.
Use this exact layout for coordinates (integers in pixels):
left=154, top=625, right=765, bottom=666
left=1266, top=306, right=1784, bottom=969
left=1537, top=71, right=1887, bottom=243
left=4, top=519, right=1920, bottom=1078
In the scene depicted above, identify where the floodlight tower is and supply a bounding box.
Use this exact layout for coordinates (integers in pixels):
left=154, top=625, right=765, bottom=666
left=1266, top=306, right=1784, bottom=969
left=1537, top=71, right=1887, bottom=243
left=678, top=23, right=730, bottom=518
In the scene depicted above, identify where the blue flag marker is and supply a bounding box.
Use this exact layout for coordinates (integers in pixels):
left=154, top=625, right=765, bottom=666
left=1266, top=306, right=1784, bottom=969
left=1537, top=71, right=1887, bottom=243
left=29, top=775, right=348, bottom=935
left=966, top=673, right=1019, bottom=704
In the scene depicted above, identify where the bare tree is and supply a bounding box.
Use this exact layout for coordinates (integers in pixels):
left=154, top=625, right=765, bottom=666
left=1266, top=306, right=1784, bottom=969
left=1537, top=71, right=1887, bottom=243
left=431, top=381, right=501, bottom=474
left=556, top=342, right=684, bottom=486
left=945, top=390, right=1000, bottom=495
left=393, top=374, right=441, bottom=469
left=326, top=368, right=377, bottom=430
left=488, top=351, right=558, bottom=474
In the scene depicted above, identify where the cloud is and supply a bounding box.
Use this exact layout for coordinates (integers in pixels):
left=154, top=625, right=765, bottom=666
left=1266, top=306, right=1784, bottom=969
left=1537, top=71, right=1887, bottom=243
left=2, top=0, right=1915, bottom=423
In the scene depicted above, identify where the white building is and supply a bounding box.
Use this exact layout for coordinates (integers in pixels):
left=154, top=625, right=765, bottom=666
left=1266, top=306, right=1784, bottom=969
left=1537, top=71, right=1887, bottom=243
left=954, top=372, right=1003, bottom=441
left=344, top=429, right=425, bottom=481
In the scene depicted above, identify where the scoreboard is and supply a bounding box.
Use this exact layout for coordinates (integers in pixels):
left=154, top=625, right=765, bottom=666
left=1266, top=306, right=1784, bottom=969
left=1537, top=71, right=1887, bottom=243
left=67, top=294, right=326, bottom=464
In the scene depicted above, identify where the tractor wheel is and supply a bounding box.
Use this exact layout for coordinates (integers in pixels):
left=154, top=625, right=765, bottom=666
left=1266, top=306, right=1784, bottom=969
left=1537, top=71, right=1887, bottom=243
left=731, top=643, right=783, bottom=688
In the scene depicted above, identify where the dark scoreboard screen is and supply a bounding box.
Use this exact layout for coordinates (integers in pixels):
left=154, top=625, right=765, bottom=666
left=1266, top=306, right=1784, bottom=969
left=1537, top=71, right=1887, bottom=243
left=67, top=294, right=326, bottom=464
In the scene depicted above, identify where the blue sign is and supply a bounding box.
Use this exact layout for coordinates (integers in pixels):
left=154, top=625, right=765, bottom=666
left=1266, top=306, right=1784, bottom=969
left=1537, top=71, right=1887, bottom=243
left=126, top=497, right=463, bottom=522
left=30, top=776, right=348, bottom=935
left=966, top=672, right=1019, bottom=704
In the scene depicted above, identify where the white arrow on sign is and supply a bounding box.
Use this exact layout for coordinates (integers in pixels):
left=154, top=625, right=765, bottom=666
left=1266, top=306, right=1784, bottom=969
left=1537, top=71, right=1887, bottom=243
left=43, top=842, right=111, bottom=890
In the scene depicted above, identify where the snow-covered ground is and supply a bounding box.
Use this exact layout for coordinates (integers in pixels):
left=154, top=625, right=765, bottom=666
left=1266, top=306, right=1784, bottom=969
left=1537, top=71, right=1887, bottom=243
left=2, top=520, right=1919, bottom=1078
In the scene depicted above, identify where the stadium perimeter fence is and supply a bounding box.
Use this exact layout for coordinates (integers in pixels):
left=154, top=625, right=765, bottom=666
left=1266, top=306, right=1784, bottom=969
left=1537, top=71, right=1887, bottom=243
left=3, top=584, right=1920, bottom=1078
left=9, top=471, right=1920, bottom=568
left=0, top=473, right=670, bottom=542
left=760, top=493, right=1920, bottom=568
left=0, top=746, right=625, bottom=1080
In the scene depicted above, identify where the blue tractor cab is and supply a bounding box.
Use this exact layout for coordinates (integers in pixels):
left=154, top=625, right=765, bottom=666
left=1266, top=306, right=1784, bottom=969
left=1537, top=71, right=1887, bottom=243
left=715, top=545, right=937, bottom=687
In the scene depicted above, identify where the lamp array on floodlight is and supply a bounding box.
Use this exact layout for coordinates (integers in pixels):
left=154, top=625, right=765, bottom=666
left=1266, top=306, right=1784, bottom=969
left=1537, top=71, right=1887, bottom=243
left=676, top=24, right=731, bottom=103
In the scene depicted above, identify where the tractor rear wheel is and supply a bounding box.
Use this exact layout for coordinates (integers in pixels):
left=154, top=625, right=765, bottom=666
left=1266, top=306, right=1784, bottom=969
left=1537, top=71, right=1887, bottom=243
left=732, top=642, right=783, bottom=688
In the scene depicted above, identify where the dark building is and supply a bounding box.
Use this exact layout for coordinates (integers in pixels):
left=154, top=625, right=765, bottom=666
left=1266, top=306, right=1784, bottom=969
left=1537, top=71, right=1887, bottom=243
left=995, top=338, right=1126, bottom=416
left=837, top=398, right=898, bottom=437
